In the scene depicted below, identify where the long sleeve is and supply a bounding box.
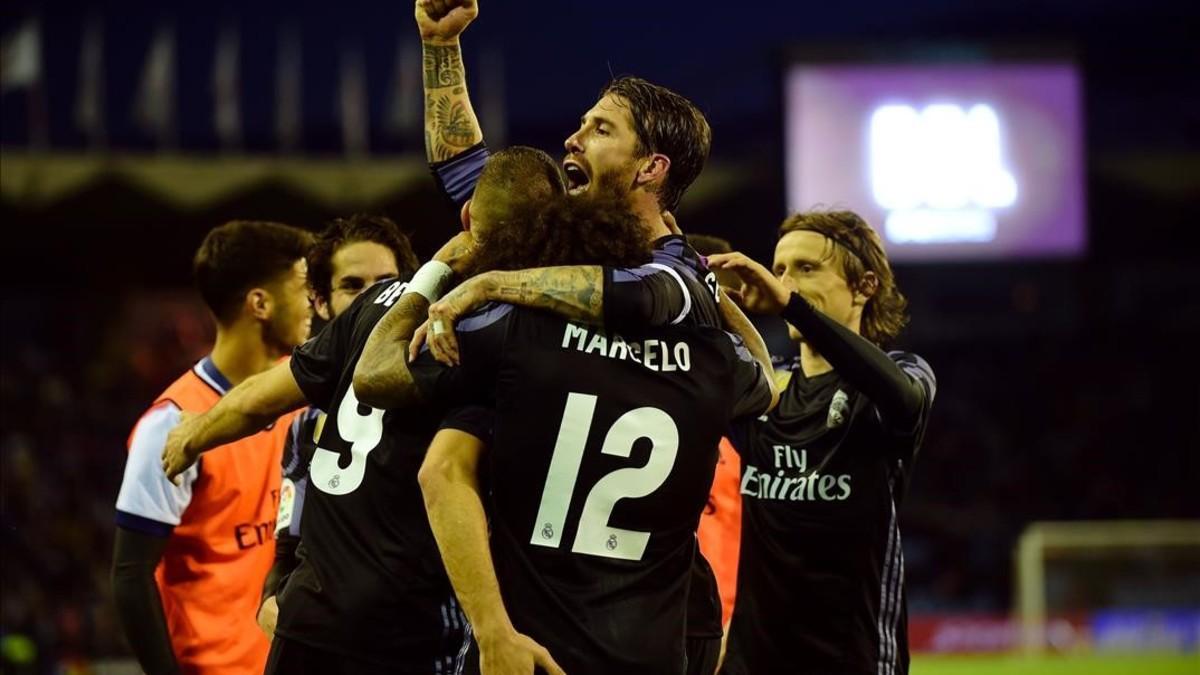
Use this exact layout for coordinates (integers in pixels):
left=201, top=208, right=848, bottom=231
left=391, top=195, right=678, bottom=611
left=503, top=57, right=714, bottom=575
left=262, top=534, right=300, bottom=602
left=780, top=293, right=931, bottom=433
left=264, top=409, right=314, bottom=601
left=603, top=236, right=719, bottom=329
left=430, top=142, right=489, bottom=208
left=603, top=263, right=694, bottom=328
left=111, top=527, right=179, bottom=675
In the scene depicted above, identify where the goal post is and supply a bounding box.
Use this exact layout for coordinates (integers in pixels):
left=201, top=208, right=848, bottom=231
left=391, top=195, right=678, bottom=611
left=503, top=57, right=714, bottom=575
left=1014, top=520, right=1200, bottom=653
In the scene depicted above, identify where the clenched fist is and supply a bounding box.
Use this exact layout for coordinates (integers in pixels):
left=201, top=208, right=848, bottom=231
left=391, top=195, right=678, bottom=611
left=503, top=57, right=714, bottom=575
left=415, top=0, right=479, bottom=42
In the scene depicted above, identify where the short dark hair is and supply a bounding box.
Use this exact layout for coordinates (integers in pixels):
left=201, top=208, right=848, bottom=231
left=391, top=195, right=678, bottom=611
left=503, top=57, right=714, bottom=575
left=308, top=214, right=419, bottom=306
left=193, top=220, right=314, bottom=324
left=778, top=210, right=909, bottom=346
left=600, top=76, right=711, bottom=212
left=472, top=146, right=566, bottom=228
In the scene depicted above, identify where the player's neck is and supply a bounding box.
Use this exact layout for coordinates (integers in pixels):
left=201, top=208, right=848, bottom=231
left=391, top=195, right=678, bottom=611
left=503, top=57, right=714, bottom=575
left=633, top=197, right=672, bottom=240
left=799, top=342, right=834, bottom=378
left=209, top=322, right=283, bottom=387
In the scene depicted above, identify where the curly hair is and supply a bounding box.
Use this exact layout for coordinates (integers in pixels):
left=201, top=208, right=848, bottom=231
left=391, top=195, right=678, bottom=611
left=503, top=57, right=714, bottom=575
left=778, top=210, right=909, bottom=346
left=308, top=214, right=419, bottom=306
left=470, top=174, right=653, bottom=274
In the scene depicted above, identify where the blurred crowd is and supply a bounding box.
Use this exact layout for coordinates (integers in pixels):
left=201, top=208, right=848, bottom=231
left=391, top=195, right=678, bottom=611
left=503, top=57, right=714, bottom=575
left=1, top=292, right=212, bottom=672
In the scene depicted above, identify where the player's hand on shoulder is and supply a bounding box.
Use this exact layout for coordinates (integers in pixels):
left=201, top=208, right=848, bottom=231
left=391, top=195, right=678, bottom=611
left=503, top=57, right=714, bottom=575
left=707, top=251, right=791, bottom=315
left=415, top=0, right=479, bottom=43
left=478, top=628, right=565, bottom=675
left=425, top=275, right=488, bottom=367
left=257, top=595, right=279, bottom=638
left=161, top=411, right=201, bottom=486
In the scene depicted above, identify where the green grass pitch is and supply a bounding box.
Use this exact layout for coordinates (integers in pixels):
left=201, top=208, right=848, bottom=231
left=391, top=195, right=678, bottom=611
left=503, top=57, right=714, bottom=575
left=912, top=653, right=1200, bottom=675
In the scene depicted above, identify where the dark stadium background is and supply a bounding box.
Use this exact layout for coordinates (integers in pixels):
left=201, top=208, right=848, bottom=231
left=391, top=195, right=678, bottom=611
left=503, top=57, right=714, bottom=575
left=2, top=0, right=1197, bottom=672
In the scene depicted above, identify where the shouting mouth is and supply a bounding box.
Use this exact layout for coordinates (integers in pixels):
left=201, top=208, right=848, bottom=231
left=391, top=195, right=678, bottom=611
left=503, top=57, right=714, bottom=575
left=563, top=159, right=591, bottom=195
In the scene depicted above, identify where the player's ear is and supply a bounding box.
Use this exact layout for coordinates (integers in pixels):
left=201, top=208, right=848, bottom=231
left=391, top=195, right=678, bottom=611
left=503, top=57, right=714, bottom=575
left=635, top=153, right=670, bottom=189
left=460, top=199, right=472, bottom=232
left=312, top=291, right=331, bottom=322
left=854, top=271, right=879, bottom=306
left=246, top=288, right=272, bottom=320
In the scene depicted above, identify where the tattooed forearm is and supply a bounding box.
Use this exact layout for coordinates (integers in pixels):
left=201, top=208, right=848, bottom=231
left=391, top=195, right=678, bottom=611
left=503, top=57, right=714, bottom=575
left=354, top=293, right=430, bottom=409
left=481, top=267, right=605, bottom=324
left=423, top=44, right=464, bottom=88
left=435, top=94, right=476, bottom=147
left=422, top=43, right=482, bottom=162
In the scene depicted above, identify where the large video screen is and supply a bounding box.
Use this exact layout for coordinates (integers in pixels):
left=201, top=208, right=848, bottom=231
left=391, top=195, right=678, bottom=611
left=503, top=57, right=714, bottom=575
left=784, top=62, right=1085, bottom=262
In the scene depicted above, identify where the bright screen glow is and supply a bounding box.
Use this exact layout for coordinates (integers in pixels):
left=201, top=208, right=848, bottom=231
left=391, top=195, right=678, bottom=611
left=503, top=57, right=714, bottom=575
left=785, top=63, right=1085, bottom=261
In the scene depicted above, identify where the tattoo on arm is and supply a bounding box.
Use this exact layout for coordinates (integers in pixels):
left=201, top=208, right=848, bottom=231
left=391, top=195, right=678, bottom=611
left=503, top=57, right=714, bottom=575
left=355, top=294, right=430, bottom=408
left=436, top=95, right=476, bottom=148
left=422, top=44, right=464, bottom=87
left=422, top=43, right=482, bottom=162
left=484, top=267, right=605, bottom=324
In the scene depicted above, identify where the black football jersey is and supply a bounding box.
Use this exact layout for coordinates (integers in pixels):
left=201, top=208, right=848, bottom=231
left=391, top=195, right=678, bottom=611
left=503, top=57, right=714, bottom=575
left=411, top=305, right=772, bottom=675
left=722, top=353, right=935, bottom=675
left=284, top=278, right=485, bottom=672
left=437, top=141, right=728, bottom=646
left=606, top=233, right=727, bottom=640
left=604, top=234, right=721, bottom=330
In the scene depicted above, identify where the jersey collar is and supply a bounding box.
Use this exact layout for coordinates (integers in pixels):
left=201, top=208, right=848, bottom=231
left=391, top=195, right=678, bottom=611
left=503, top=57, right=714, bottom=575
left=194, top=356, right=233, bottom=395
left=652, top=233, right=687, bottom=253
left=652, top=234, right=707, bottom=271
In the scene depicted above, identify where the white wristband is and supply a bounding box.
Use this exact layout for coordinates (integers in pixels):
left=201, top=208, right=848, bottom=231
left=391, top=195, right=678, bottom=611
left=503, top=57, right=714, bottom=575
left=404, top=261, right=454, bottom=302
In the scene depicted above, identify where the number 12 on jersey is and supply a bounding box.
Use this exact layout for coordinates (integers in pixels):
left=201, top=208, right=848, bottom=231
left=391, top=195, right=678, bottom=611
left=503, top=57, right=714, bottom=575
left=530, top=392, right=679, bottom=561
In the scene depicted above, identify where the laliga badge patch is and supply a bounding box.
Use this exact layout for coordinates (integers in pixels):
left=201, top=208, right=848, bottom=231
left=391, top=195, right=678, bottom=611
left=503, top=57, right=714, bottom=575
left=277, top=478, right=296, bottom=529
left=827, top=389, right=849, bottom=429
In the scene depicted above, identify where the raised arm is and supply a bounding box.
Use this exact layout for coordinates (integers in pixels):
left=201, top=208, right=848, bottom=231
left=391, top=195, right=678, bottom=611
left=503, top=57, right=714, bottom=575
left=777, top=293, right=929, bottom=428
left=417, top=0, right=483, bottom=162
left=709, top=252, right=929, bottom=431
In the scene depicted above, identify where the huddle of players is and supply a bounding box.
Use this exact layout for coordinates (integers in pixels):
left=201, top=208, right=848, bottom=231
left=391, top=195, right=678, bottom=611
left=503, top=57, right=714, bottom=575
left=115, top=1, right=936, bottom=674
